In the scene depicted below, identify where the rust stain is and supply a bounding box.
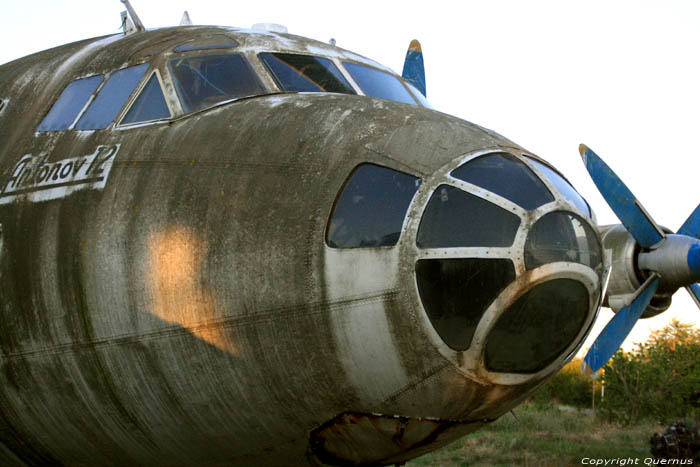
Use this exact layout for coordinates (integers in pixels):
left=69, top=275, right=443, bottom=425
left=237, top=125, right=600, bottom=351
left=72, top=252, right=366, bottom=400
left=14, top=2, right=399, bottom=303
left=147, top=226, right=239, bottom=356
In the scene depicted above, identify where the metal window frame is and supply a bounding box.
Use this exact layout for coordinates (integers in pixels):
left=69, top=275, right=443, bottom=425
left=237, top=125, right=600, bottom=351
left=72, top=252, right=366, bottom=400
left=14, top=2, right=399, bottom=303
left=400, top=147, right=604, bottom=385
left=116, top=68, right=173, bottom=128
left=73, top=63, right=151, bottom=131
left=340, top=60, right=419, bottom=106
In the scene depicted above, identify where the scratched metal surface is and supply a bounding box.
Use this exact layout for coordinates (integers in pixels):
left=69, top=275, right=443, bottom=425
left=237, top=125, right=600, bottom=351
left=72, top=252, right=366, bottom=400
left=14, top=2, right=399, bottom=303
left=0, top=27, right=566, bottom=465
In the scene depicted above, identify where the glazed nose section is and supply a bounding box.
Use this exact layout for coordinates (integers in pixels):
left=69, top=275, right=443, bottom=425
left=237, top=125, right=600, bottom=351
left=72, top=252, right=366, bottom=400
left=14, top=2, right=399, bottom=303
left=414, top=152, right=603, bottom=376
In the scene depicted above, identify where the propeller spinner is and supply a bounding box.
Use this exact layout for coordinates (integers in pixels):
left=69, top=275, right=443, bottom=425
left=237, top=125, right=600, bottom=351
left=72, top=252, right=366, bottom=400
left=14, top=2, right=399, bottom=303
left=579, top=144, right=700, bottom=374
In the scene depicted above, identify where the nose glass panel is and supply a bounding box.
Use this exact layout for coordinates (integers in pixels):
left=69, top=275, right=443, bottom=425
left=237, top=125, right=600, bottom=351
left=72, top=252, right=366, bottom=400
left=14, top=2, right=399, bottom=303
left=417, top=185, right=520, bottom=248
left=525, top=211, right=603, bottom=275
left=526, top=158, right=591, bottom=216
left=327, top=164, right=421, bottom=248
left=484, top=279, right=589, bottom=374
left=416, top=258, right=516, bottom=351
left=450, top=153, right=554, bottom=210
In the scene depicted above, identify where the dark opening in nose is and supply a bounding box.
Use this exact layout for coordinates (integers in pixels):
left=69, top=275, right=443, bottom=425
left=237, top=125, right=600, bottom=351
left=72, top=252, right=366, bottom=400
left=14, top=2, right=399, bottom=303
left=416, top=258, right=515, bottom=351
left=484, top=279, right=589, bottom=374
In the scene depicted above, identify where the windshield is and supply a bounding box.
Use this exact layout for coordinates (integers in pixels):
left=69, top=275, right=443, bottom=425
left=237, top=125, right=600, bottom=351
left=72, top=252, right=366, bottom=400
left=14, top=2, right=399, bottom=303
left=259, top=53, right=356, bottom=94
left=342, top=62, right=417, bottom=105
left=168, top=54, right=265, bottom=113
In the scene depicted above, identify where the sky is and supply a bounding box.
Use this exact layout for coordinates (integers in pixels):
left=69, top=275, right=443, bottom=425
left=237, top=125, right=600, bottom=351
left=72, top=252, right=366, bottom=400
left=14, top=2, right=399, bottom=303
left=2, top=0, right=700, bottom=353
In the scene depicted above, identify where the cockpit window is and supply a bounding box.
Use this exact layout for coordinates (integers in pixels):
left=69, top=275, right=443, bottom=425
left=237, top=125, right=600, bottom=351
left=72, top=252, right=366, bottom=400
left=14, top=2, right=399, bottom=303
left=327, top=163, right=421, bottom=248
left=527, top=157, right=591, bottom=216
left=37, top=75, right=103, bottom=131
left=417, top=185, right=521, bottom=248
left=75, top=63, right=149, bottom=130
left=169, top=54, right=265, bottom=113
left=342, top=62, right=417, bottom=105
left=173, top=35, right=238, bottom=52
left=259, top=53, right=356, bottom=94
left=121, top=72, right=171, bottom=125
left=450, top=153, right=554, bottom=210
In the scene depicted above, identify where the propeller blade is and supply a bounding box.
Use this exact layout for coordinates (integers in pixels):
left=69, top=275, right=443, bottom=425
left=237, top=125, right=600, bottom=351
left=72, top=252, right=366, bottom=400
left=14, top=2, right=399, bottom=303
left=678, top=204, right=700, bottom=238
left=401, top=39, right=426, bottom=97
left=583, top=273, right=660, bottom=373
left=687, top=284, right=700, bottom=308
left=579, top=144, right=665, bottom=248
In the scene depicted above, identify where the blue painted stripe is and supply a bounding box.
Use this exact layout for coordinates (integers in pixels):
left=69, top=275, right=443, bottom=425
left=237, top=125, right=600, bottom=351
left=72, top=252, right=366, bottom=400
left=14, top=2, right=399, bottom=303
left=583, top=275, right=659, bottom=372
left=678, top=203, right=700, bottom=238
left=581, top=145, right=664, bottom=248
left=402, top=50, right=426, bottom=97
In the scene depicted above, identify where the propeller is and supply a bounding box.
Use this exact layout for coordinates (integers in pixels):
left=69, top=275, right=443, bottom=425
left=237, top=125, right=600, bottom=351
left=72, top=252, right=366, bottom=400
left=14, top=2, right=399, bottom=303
left=579, top=144, right=700, bottom=374
left=401, top=40, right=426, bottom=97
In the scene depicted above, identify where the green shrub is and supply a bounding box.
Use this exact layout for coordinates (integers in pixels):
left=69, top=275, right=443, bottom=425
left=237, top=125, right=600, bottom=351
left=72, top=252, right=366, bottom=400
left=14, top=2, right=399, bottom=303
left=599, top=320, right=700, bottom=424
left=531, top=357, right=598, bottom=409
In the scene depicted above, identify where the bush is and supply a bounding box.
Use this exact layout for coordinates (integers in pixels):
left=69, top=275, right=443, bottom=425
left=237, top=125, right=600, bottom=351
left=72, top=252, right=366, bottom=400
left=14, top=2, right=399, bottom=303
left=598, top=320, right=700, bottom=424
left=531, top=357, right=598, bottom=409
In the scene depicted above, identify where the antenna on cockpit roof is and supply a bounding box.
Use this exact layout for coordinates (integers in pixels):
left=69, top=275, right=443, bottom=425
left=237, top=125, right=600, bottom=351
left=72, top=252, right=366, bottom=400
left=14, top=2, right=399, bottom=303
left=180, top=11, right=193, bottom=26
left=120, top=0, right=145, bottom=34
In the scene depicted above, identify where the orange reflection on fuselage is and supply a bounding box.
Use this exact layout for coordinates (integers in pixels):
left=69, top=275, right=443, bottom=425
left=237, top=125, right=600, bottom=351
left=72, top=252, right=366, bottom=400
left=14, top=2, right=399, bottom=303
left=147, top=226, right=238, bottom=356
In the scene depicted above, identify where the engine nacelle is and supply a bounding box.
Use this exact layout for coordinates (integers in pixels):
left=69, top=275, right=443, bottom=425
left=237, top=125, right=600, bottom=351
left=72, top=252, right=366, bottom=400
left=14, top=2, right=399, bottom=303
left=601, top=224, right=672, bottom=318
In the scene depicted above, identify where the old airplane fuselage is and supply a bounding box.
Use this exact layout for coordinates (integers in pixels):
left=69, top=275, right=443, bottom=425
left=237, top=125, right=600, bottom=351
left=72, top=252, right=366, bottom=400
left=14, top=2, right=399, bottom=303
left=0, top=25, right=603, bottom=465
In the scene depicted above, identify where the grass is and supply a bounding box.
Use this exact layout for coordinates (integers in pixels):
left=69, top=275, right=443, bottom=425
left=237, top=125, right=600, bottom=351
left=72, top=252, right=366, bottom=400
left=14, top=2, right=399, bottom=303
left=408, top=404, right=665, bottom=466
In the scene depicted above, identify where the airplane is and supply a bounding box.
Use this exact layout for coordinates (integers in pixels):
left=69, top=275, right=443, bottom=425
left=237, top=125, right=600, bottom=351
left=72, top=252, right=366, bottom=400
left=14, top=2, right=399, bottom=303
left=0, top=1, right=698, bottom=465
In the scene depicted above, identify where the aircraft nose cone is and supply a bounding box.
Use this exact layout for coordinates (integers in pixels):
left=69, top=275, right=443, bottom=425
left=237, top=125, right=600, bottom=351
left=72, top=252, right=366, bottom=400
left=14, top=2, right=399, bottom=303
left=407, top=150, right=603, bottom=383
left=414, top=206, right=602, bottom=379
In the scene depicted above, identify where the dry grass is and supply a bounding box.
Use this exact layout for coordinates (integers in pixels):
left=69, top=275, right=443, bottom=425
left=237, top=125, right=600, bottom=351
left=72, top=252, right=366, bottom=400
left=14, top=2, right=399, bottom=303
left=408, top=404, right=664, bottom=466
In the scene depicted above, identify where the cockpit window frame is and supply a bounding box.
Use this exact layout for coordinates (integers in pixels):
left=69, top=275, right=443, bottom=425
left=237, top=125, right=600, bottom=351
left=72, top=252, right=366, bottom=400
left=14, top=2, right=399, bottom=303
left=36, top=73, right=105, bottom=132
left=74, top=63, right=151, bottom=131
left=167, top=52, right=267, bottom=115
left=117, top=69, right=174, bottom=128
left=173, top=34, right=239, bottom=53
left=258, top=52, right=357, bottom=95
left=341, top=60, right=419, bottom=106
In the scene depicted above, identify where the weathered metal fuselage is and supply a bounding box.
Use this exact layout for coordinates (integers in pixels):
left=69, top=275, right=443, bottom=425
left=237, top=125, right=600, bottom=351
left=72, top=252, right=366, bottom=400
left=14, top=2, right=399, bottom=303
left=0, top=26, right=602, bottom=465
